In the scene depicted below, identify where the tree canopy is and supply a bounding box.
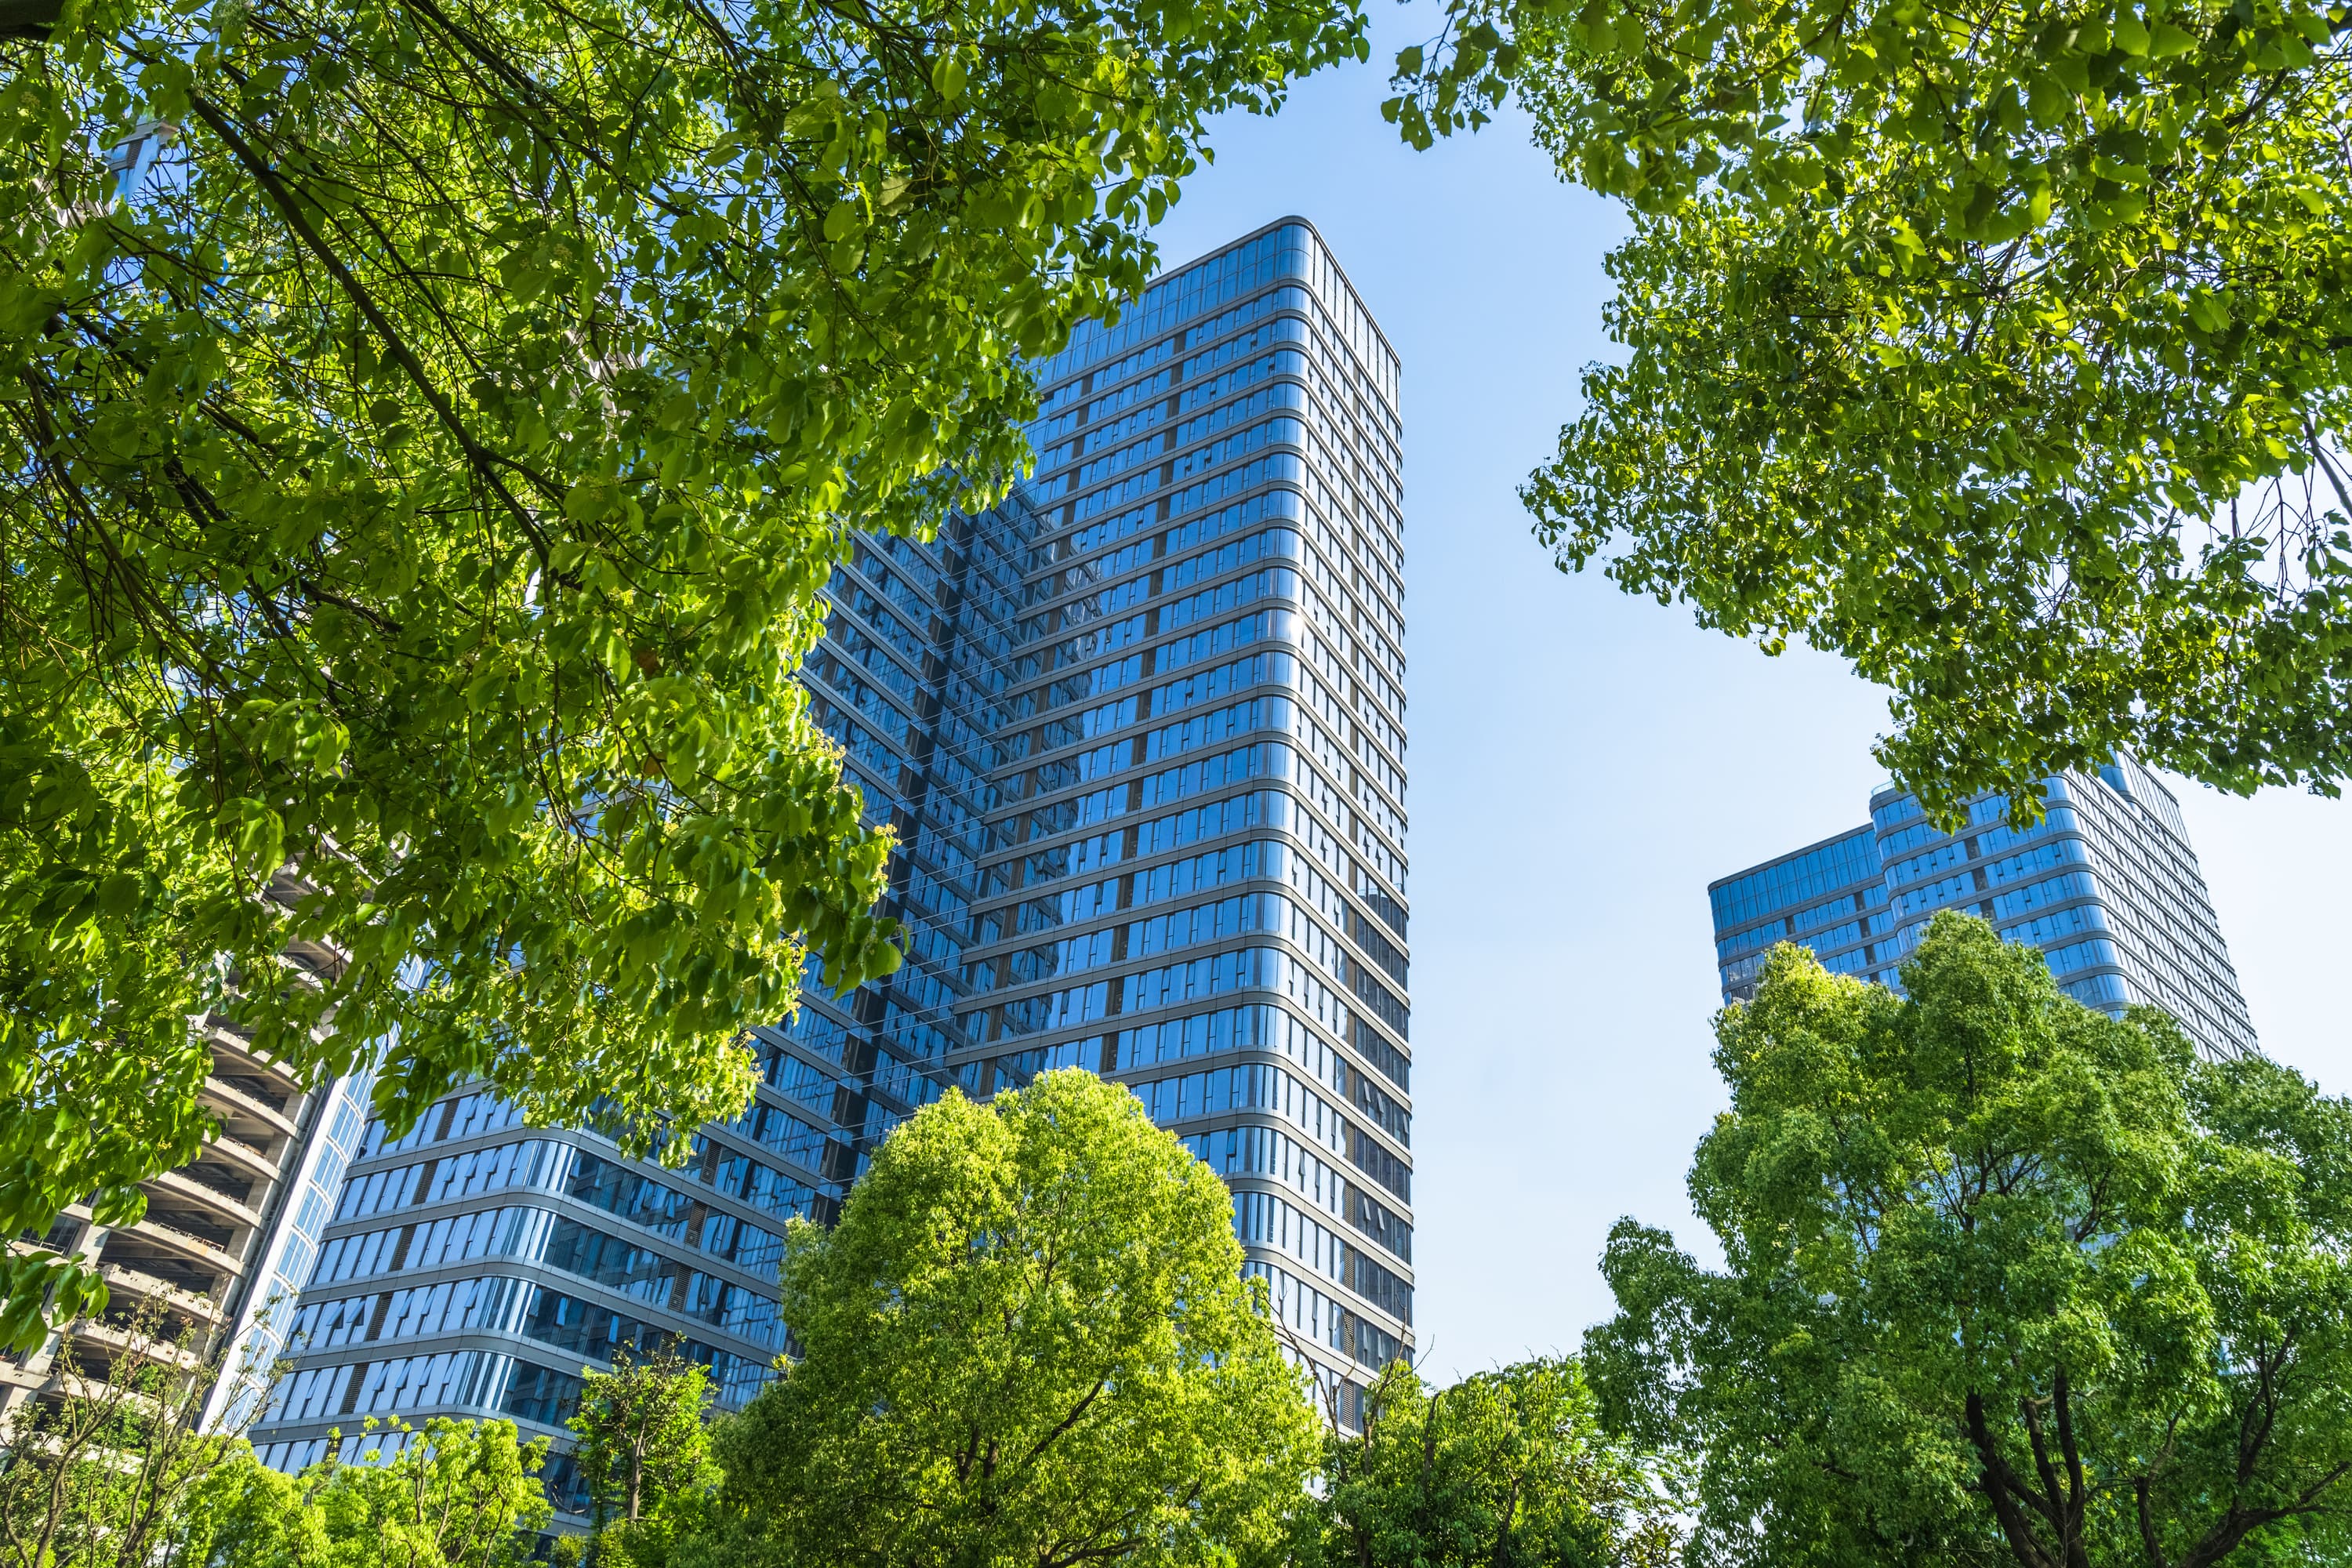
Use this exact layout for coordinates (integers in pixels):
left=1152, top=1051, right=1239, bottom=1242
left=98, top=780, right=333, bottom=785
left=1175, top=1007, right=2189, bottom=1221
left=1586, top=916, right=2352, bottom=1568
left=1387, top=0, right=2352, bottom=821
left=693, top=1068, right=1321, bottom=1568
left=1308, top=1357, right=1681, bottom=1568
left=0, top=0, right=1366, bottom=1342
left=181, top=1417, right=553, bottom=1568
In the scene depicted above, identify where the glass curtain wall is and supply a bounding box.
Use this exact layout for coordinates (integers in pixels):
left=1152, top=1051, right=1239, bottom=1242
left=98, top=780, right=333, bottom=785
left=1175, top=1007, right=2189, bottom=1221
left=954, top=220, right=1414, bottom=1421
left=1710, top=759, right=2257, bottom=1059
left=242, top=500, right=1037, bottom=1504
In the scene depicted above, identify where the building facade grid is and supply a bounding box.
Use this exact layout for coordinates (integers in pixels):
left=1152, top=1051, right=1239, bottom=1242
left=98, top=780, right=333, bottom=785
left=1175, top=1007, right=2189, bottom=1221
left=1710, top=758, right=2257, bottom=1060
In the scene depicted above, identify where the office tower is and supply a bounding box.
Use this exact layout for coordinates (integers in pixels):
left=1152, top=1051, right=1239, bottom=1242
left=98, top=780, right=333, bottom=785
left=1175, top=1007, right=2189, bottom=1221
left=1709, top=754, right=2257, bottom=1058
left=1, top=941, right=371, bottom=1432
left=244, top=218, right=1414, bottom=1501
left=968, top=219, right=1414, bottom=1414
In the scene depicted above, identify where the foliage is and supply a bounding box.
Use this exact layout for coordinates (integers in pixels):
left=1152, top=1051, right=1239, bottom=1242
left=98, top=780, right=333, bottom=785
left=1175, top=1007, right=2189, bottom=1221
left=690, top=1068, right=1321, bottom=1568
left=1306, top=1356, right=1681, bottom=1568
left=1385, top=0, right=2352, bottom=821
left=567, top=1341, right=717, bottom=1566
left=0, top=1296, right=261, bottom=1568
left=0, top=0, right=1367, bottom=1345
left=1584, top=915, right=2352, bottom=1568
left=182, top=1415, right=554, bottom=1567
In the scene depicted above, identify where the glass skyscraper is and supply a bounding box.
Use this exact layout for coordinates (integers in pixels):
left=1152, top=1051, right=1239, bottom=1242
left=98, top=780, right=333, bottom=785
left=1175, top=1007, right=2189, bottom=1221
left=977, top=220, right=1414, bottom=1404
left=244, top=499, right=1040, bottom=1497
left=1709, top=754, right=2256, bottom=1058
left=245, top=219, right=1414, bottom=1508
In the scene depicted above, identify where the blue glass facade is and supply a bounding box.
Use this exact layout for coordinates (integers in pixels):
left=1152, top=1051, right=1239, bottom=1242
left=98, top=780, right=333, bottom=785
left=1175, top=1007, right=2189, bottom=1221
left=201, top=1070, right=374, bottom=1433
left=1710, top=756, right=2257, bottom=1058
left=245, top=220, right=1413, bottom=1503
left=976, top=225, right=1413, bottom=1410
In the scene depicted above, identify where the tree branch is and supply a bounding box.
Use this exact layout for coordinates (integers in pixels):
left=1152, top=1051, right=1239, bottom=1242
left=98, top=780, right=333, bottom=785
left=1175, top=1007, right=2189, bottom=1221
left=1968, top=1390, right=2060, bottom=1568
left=166, top=80, right=556, bottom=571
left=2053, top=1367, right=2090, bottom=1566
left=1018, top=1374, right=1109, bottom=1468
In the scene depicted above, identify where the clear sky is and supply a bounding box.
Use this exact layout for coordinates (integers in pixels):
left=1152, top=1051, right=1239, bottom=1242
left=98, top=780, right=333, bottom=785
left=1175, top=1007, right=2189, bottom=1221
left=1144, top=10, right=2352, bottom=1382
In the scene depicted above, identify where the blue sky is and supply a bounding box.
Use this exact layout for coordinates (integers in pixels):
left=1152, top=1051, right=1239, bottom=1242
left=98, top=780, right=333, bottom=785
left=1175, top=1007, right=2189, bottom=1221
left=1145, top=12, right=2352, bottom=1381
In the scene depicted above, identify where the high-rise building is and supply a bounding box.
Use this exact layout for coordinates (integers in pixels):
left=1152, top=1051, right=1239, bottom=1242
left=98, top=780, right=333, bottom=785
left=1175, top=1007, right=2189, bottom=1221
left=243, top=218, right=1414, bottom=1508
left=1709, top=754, right=2257, bottom=1058
left=970, top=219, right=1414, bottom=1409
left=2, top=926, right=372, bottom=1434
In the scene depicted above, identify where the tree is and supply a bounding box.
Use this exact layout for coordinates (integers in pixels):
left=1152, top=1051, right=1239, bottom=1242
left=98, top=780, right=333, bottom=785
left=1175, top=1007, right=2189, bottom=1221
left=1385, top=0, right=2352, bottom=820
left=1308, top=1357, right=1681, bottom=1568
left=691, top=1068, right=1321, bottom=1568
left=0, top=1330, right=547, bottom=1568
left=568, top=1342, right=717, bottom=1566
left=0, top=1295, right=264, bottom=1568
left=1584, top=915, right=2352, bottom=1568
left=0, top=0, right=1367, bottom=1343
left=182, top=1416, right=554, bottom=1567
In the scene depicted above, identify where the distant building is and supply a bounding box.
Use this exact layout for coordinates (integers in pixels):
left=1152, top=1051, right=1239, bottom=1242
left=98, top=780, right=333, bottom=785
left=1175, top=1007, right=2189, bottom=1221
left=1709, top=755, right=2257, bottom=1058
left=243, top=218, right=1414, bottom=1517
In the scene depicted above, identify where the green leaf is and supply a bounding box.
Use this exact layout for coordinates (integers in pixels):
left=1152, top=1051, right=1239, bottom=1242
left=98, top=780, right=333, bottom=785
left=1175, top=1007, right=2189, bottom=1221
left=227, top=797, right=285, bottom=872
left=1589, top=918, right=2352, bottom=1565
left=1454, top=0, right=2352, bottom=818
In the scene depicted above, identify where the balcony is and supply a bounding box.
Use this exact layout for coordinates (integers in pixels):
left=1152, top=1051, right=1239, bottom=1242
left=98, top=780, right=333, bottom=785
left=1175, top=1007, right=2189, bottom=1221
left=67, top=1316, right=203, bottom=1376
left=205, top=1019, right=307, bottom=1084
left=199, top=1074, right=297, bottom=1143
left=203, top=1122, right=285, bottom=1181
left=144, top=1168, right=263, bottom=1234
left=101, top=1216, right=241, bottom=1292
left=97, top=1261, right=223, bottom=1326
left=175, top=1153, right=261, bottom=1210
